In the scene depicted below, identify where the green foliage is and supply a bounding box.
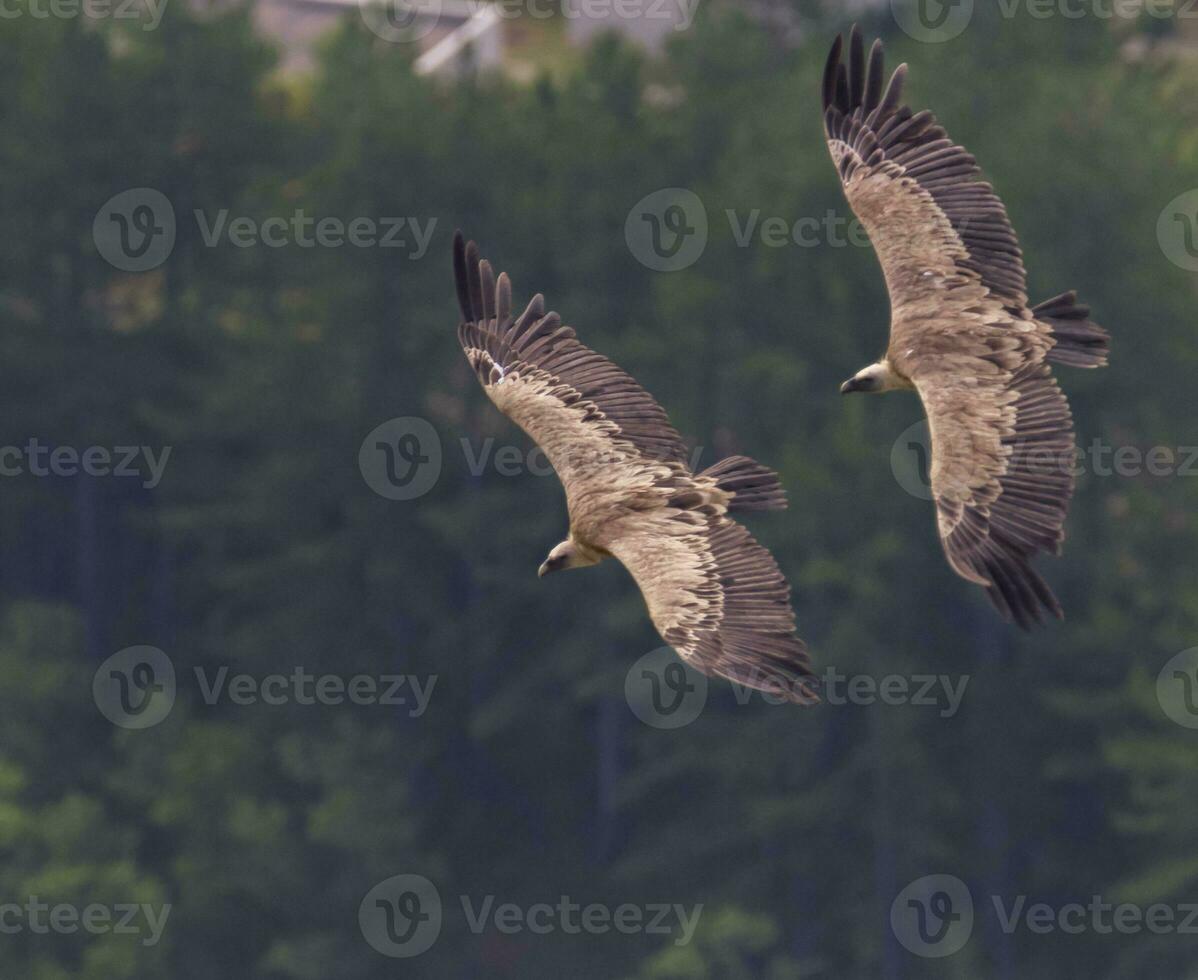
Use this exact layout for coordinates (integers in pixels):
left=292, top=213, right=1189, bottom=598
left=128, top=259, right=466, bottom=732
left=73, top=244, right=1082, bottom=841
left=0, top=4, right=1195, bottom=977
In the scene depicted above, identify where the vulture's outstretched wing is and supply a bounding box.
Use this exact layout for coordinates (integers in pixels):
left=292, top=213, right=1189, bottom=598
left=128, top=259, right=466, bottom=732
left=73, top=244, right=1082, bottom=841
left=909, top=357, right=1075, bottom=628
left=453, top=232, right=691, bottom=502
left=454, top=233, right=815, bottom=698
left=608, top=510, right=818, bottom=704
left=822, top=26, right=1030, bottom=308
left=822, top=27, right=1108, bottom=627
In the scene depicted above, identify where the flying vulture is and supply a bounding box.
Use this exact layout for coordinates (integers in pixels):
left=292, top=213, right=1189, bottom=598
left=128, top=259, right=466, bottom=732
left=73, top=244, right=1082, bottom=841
left=824, top=27, right=1109, bottom=628
left=452, top=232, right=817, bottom=703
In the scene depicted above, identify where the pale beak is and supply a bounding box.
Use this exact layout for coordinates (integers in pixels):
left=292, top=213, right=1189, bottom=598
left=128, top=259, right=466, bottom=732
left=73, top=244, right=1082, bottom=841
left=537, top=561, right=550, bottom=578
left=840, top=378, right=858, bottom=394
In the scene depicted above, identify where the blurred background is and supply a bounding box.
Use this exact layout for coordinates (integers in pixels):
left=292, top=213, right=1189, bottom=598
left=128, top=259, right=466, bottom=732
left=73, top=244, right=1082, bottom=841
left=2, top=0, right=1197, bottom=975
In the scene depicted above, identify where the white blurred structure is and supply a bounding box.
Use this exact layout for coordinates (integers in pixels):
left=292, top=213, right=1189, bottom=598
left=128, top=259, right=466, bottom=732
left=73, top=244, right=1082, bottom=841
left=414, top=1, right=502, bottom=75
left=252, top=0, right=505, bottom=74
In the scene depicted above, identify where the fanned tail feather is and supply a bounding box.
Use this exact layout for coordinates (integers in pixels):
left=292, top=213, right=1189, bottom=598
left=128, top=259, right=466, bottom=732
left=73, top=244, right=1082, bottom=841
left=1034, top=291, right=1110, bottom=369
left=699, top=455, right=787, bottom=512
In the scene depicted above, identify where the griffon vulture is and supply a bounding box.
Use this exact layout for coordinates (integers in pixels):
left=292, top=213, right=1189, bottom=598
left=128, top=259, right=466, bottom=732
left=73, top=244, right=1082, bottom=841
left=452, top=233, right=817, bottom=703
left=824, top=27, right=1109, bottom=628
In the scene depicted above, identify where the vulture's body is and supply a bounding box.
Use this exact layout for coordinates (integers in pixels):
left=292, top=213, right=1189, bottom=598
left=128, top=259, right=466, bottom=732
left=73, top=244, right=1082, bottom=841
left=825, top=27, right=1109, bottom=628
left=453, top=234, right=817, bottom=703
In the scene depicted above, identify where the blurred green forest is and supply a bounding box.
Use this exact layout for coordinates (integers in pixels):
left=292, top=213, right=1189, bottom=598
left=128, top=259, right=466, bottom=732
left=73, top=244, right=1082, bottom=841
left=1, top=0, right=1198, bottom=976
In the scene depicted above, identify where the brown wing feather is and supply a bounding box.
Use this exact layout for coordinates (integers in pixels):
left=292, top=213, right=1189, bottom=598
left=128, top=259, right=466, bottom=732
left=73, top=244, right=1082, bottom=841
left=821, top=28, right=1103, bottom=627
left=606, top=509, right=817, bottom=704
left=911, top=355, right=1074, bottom=628
left=454, top=232, right=691, bottom=472
left=822, top=26, right=1027, bottom=311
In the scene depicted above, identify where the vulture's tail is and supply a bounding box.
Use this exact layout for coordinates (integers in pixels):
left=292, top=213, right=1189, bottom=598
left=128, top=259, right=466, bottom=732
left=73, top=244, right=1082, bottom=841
left=700, top=456, right=787, bottom=512
left=1034, top=291, right=1110, bottom=369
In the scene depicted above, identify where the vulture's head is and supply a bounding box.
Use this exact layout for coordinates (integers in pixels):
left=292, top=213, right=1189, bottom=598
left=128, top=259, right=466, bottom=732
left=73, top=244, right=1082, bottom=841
left=538, top=539, right=600, bottom=578
left=840, top=359, right=908, bottom=395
